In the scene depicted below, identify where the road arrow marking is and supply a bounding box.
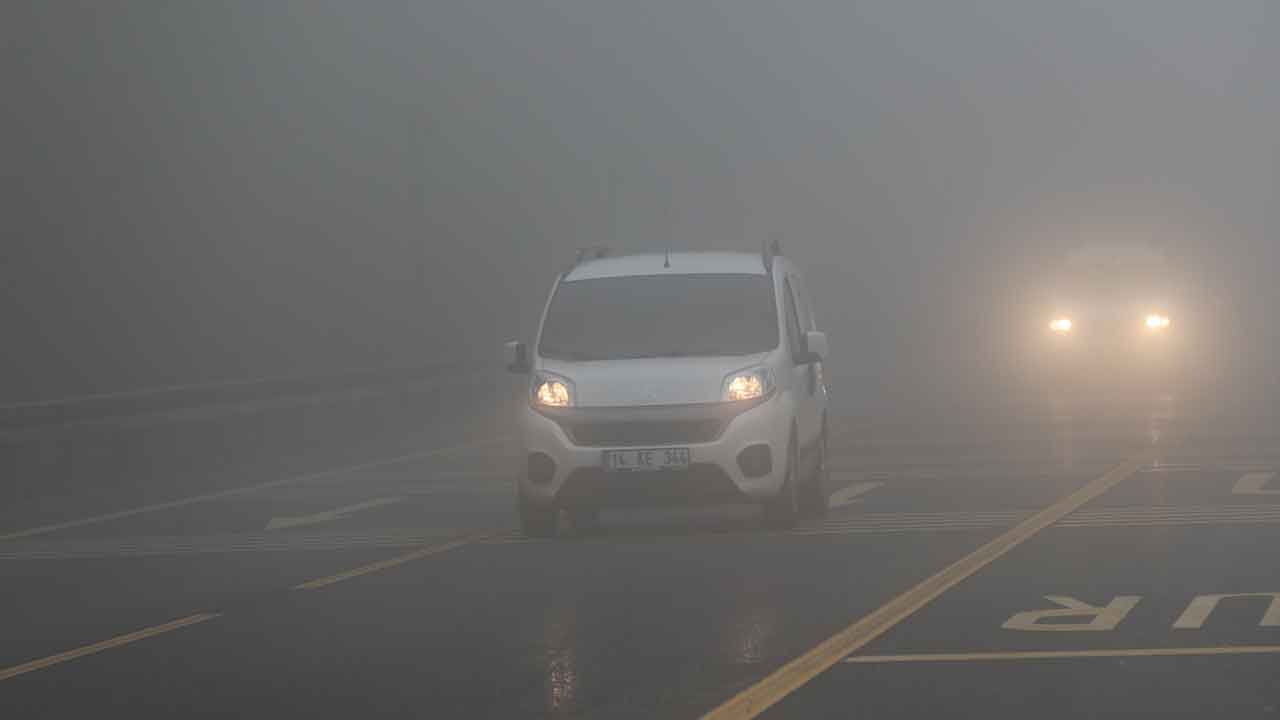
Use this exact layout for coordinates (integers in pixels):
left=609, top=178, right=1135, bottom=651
left=266, top=497, right=402, bottom=531
left=1233, top=472, right=1279, bottom=495
left=827, top=482, right=884, bottom=510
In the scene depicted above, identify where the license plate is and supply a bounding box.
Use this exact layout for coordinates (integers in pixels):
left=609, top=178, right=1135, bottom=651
left=604, top=447, right=690, bottom=472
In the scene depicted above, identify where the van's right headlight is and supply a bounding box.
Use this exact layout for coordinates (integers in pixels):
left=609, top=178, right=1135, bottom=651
left=723, top=367, right=774, bottom=403
left=533, top=373, right=574, bottom=408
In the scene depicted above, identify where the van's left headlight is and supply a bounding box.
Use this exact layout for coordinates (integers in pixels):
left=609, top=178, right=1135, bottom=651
left=1145, top=314, right=1171, bottom=331
left=723, top=368, right=774, bottom=402
left=533, top=373, right=574, bottom=408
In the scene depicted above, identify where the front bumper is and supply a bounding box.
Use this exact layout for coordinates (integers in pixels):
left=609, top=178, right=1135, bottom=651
left=517, top=396, right=793, bottom=508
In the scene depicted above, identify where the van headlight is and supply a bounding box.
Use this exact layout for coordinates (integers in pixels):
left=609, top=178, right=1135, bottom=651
left=723, top=368, right=774, bottom=403
left=1144, top=314, right=1171, bottom=331
left=1049, top=317, right=1073, bottom=334
left=533, top=373, right=574, bottom=408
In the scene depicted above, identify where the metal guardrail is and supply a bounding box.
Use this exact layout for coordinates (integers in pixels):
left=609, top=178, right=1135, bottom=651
left=0, top=363, right=486, bottom=431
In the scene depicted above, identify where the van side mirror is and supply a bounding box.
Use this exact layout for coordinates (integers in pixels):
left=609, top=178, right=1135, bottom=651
left=797, top=330, right=828, bottom=365
left=505, top=341, right=531, bottom=374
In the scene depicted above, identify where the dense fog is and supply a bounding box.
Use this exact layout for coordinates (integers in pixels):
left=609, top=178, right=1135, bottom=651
left=4, top=1, right=1277, bottom=408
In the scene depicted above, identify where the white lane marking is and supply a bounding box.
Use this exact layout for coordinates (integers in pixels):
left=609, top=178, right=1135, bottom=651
left=402, top=484, right=510, bottom=497
left=844, top=645, right=1280, bottom=664
left=1138, top=464, right=1203, bottom=474
left=827, top=482, right=884, bottom=509
left=0, top=529, right=473, bottom=560
left=494, top=503, right=1280, bottom=545
left=1065, top=504, right=1280, bottom=520
left=0, top=437, right=503, bottom=543
left=1138, top=463, right=1280, bottom=476
left=265, top=497, right=403, bottom=531
left=1233, top=472, right=1279, bottom=495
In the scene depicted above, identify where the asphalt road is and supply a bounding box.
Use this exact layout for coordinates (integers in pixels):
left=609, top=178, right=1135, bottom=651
left=3, top=378, right=1280, bottom=718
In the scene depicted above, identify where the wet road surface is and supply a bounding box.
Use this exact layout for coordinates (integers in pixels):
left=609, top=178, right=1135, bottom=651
left=3, top=380, right=1280, bottom=718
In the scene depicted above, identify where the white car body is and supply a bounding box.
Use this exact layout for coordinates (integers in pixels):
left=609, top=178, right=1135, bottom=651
left=505, top=251, right=829, bottom=535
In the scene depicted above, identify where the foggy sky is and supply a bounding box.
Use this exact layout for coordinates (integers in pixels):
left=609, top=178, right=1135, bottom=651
left=4, top=1, right=1277, bottom=403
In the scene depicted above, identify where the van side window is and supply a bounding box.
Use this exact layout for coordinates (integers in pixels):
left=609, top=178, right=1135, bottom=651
left=783, top=278, right=805, bottom=358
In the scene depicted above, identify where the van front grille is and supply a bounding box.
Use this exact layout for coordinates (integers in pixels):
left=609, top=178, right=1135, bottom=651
left=560, top=419, right=725, bottom=447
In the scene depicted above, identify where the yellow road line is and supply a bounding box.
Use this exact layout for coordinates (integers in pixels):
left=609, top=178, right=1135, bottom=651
left=294, top=534, right=484, bottom=591
left=0, top=612, right=220, bottom=682
left=845, top=645, right=1280, bottom=664
left=702, top=449, right=1153, bottom=720
left=2, top=532, right=484, bottom=680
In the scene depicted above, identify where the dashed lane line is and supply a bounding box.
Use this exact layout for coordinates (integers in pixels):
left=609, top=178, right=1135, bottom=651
left=0, top=613, right=220, bottom=682
left=294, top=534, right=488, bottom=590
left=0, top=533, right=486, bottom=683
left=0, top=437, right=504, bottom=544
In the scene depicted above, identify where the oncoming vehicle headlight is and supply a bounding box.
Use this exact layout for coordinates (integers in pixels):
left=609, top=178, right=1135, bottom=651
left=1145, top=313, right=1172, bottom=331
left=1049, top=317, right=1073, bottom=334
left=723, top=368, right=774, bottom=403
left=533, top=373, right=574, bottom=408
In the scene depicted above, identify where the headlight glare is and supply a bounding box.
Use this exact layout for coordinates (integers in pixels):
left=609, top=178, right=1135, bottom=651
left=533, top=374, right=573, bottom=408
left=1145, top=314, right=1171, bottom=330
left=723, top=368, right=773, bottom=402
left=1049, top=317, right=1073, bottom=334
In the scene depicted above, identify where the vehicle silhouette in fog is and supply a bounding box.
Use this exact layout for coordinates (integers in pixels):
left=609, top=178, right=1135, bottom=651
left=1029, top=242, right=1192, bottom=390
left=505, top=245, right=830, bottom=537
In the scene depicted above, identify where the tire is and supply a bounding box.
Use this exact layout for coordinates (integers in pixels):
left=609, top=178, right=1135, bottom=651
left=763, top=435, right=799, bottom=529
left=519, top=492, right=558, bottom=538
left=800, top=423, right=829, bottom=518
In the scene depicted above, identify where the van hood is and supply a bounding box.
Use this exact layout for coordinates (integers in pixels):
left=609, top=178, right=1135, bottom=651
left=536, top=353, right=771, bottom=407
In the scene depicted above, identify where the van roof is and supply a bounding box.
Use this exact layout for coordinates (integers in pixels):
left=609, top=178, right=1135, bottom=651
left=563, top=252, right=770, bottom=282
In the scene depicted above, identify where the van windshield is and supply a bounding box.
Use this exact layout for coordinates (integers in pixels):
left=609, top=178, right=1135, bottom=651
left=538, top=274, right=779, bottom=361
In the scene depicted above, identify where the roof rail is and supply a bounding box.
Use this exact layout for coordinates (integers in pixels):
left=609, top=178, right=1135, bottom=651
left=576, top=245, right=612, bottom=263
left=566, top=245, right=613, bottom=274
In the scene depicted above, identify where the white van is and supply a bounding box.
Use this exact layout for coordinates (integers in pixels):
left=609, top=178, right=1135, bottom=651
left=505, top=246, right=830, bottom=537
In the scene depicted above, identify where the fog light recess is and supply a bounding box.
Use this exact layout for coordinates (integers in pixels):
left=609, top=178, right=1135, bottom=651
left=737, top=444, right=773, bottom=478
left=528, top=453, right=556, bottom=485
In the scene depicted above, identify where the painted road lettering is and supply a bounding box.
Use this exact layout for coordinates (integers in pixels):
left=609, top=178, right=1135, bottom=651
left=1173, top=593, right=1280, bottom=630
left=1002, top=595, right=1141, bottom=632
left=1004, top=592, right=1280, bottom=632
